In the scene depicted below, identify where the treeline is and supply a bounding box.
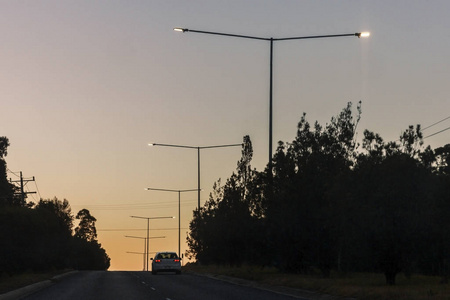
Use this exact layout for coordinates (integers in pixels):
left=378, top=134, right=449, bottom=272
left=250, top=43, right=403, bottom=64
left=187, top=102, right=450, bottom=285
left=0, top=137, right=110, bottom=275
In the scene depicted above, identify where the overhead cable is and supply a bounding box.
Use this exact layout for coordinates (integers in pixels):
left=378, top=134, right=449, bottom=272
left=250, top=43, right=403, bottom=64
left=422, top=115, right=450, bottom=131
left=423, top=126, right=450, bottom=139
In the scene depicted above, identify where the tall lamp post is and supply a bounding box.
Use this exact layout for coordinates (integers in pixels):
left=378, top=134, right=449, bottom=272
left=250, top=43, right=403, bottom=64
left=148, top=142, right=242, bottom=210
left=130, top=215, right=174, bottom=271
left=145, top=188, right=198, bottom=258
left=173, top=28, right=370, bottom=175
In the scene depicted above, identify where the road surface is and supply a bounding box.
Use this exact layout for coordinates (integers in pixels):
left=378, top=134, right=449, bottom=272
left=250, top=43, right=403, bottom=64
left=22, top=271, right=308, bottom=300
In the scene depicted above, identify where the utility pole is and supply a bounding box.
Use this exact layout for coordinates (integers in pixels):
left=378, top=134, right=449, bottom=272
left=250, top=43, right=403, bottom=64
left=10, top=171, right=36, bottom=204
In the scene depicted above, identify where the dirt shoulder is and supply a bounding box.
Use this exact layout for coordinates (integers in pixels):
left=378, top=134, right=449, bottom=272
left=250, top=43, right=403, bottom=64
left=0, top=270, right=76, bottom=295
left=182, top=264, right=450, bottom=300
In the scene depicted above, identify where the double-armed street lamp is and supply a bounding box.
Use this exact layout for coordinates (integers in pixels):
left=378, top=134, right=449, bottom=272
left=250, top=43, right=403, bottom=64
left=148, top=142, right=242, bottom=210
left=125, top=235, right=165, bottom=271
left=146, top=187, right=198, bottom=258
left=173, top=27, right=370, bottom=176
left=130, top=215, right=174, bottom=271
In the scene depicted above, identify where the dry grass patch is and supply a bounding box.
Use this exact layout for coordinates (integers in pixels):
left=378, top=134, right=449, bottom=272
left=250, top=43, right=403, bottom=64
left=183, top=264, right=450, bottom=300
left=0, top=270, right=69, bottom=294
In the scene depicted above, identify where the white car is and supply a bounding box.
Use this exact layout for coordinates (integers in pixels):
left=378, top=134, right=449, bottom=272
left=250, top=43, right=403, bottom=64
left=151, top=252, right=181, bottom=275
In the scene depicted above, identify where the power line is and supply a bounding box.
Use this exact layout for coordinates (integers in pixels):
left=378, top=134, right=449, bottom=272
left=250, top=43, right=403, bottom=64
left=423, top=126, right=450, bottom=139
left=422, top=115, right=450, bottom=131
left=98, top=227, right=187, bottom=232
left=34, top=179, right=42, bottom=200
left=7, top=169, right=42, bottom=201
left=71, top=203, right=197, bottom=211
left=25, top=185, right=38, bottom=203
left=71, top=199, right=199, bottom=211
left=74, top=198, right=199, bottom=207
left=6, top=168, right=20, bottom=178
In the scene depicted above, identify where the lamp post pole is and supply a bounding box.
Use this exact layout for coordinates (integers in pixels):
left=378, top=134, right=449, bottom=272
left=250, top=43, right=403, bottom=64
left=130, top=216, right=174, bottom=271
left=126, top=235, right=165, bottom=270
left=173, top=28, right=369, bottom=177
left=149, top=143, right=242, bottom=210
left=146, top=188, right=198, bottom=258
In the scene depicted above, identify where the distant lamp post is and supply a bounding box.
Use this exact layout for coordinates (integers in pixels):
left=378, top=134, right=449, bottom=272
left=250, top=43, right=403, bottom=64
left=125, top=235, right=165, bottom=271
left=148, top=142, right=242, bottom=210
left=173, top=27, right=370, bottom=176
left=130, top=215, right=174, bottom=271
left=146, top=188, right=198, bottom=258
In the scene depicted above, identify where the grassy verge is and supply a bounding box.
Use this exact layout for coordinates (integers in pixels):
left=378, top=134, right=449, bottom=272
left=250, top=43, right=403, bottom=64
left=0, top=270, right=70, bottom=294
left=183, top=264, right=450, bottom=300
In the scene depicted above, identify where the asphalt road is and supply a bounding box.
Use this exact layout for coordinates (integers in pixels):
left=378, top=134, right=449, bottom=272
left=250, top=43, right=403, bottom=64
left=21, top=271, right=307, bottom=300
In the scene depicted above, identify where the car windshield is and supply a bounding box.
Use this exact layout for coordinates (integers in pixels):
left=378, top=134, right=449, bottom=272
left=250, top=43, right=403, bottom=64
left=156, top=253, right=178, bottom=259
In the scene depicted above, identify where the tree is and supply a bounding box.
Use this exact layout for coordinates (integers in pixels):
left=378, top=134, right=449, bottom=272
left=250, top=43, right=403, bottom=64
left=71, top=209, right=110, bottom=270
left=0, top=137, right=18, bottom=206
left=36, top=198, right=74, bottom=235
left=71, top=238, right=111, bottom=270
left=0, top=136, right=9, bottom=159
left=187, top=136, right=263, bottom=266
left=0, top=137, right=111, bottom=273
left=434, top=144, right=450, bottom=175
left=353, top=126, right=434, bottom=285
left=185, top=103, right=448, bottom=286
left=35, top=198, right=74, bottom=269
left=266, top=102, right=361, bottom=276
left=0, top=206, right=40, bottom=274
left=74, top=209, right=97, bottom=242
left=425, top=144, right=450, bottom=281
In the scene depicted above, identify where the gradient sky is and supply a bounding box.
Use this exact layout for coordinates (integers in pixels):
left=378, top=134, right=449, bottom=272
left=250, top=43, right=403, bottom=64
left=2, top=1, right=449, bottom=270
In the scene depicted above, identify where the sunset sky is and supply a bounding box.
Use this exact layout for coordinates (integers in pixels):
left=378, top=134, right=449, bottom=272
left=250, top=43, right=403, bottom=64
left=2, top=1, right=449, bottom=270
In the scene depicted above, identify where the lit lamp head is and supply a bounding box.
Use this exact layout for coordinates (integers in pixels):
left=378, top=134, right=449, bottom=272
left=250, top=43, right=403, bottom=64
left=173, top=28, right=189, bottom=33
left=356, top=32, right=370, bottom=38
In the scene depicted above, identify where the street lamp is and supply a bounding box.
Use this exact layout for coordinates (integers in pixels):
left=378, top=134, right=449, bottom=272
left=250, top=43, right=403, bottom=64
left=130, top=215, right=174, bottom=271
left=148, top=142, right=242, bottom=209
left=146, top=188, right=198, bottom=258
left=125, top=235, right=165, bottom=271
left=173, top=27, right=369, bottom=176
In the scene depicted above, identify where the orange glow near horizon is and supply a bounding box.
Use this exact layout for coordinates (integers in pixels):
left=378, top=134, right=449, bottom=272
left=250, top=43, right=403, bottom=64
left=3, top=1, right=450, bottom=271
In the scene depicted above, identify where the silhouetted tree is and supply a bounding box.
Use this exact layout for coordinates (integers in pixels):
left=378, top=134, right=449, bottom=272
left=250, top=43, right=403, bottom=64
left=0, top=138, right=111, bottom=274
left=1, top=198, right=75, bottom=273
left=35, top=198, right=74, bottom=269
left=0, top=206, right=37, bottom=274
left=0, top=194, right=111, bottom=273
left=425, top=144, right=450, bottom=281
left=0, top=137, right=9, bottom=159
left=71, top=238, right=111, bottom=270
left=74, top=209, right=97, bottom=242
left=185, top=103, right=449, bottom=286
left=187, top=136, right=263, bottom=265
left=353, top=126, right=434, bottom=285
left=0, top=137, right=19, bottom=206
left=266, top=102, right=361, bottom=276
left=70, top=208, right=109, bottom=270
left=435, top=144, right=450, bottom=175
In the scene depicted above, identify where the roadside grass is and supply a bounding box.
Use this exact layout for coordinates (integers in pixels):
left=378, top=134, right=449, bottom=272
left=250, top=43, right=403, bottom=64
left=183, top=264, right=450, bottom=300
left=0, top=270, right=70, bottom=294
